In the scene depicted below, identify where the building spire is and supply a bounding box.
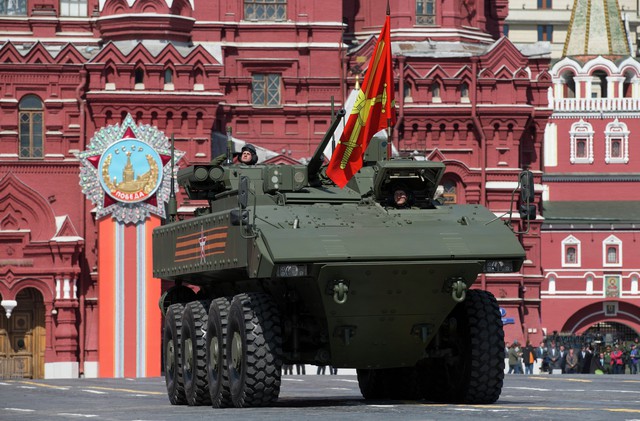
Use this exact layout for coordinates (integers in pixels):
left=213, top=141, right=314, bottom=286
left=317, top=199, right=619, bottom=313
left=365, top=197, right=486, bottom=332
left=563, top=0, right=632, bottom=59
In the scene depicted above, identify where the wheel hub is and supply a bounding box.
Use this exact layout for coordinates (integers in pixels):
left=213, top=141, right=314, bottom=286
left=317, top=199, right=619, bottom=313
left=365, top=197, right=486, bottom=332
left=166, top=340, right=175, bottom=374
left=209, top=335, right=219, bottom=371
left=184, top=338, right=193, bottom=373
left=231, top=331, right=243, bottom=370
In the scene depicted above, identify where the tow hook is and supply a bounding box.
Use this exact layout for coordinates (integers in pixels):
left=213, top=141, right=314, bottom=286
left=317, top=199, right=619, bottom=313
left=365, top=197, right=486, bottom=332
left=332, top=281, right=349, bottom=304
left=450, top=279, right=467, bottom=303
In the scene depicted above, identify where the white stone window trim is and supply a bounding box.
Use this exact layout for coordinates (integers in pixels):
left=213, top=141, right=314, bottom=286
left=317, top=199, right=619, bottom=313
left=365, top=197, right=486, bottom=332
left=561, top=235, right=581, bottom=267
left=570, top=119, right=594, bottom=164
left=630, top=272, right=639, bottom=294
left=547, top=273, right=557, bottom=294
left=604, top=118, right=629, bottom=164
left=603, top=234, right=622, bottom=267
left=585, top=272, right=596, bottom=295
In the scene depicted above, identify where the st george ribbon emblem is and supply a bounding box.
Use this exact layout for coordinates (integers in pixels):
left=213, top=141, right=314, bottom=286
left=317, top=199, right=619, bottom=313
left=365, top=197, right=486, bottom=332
left=76, top=113, right=184, bottom=224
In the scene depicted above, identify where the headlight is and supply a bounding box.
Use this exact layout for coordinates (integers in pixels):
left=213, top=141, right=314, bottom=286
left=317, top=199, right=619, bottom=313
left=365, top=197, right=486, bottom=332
left=276, top=264, right=307, bottom=277
left=483, top=260, right=515, bottom=273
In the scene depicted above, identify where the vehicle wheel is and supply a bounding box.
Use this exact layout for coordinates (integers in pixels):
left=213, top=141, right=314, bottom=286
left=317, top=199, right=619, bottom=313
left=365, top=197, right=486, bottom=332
left=163, top=303, right=186, bottom=405
left=357, top=368, right=388, bottom=399
left=226, top=292, right=282, bottom=407
left=387, top=367, right=420, bottom=400
left=419, top=289, right=505, bottom=404
left=181, top=300, right=211, bottom=406
left=357, top=367, right=419, bottom=400
left=206, top=297, right=232, bottom=408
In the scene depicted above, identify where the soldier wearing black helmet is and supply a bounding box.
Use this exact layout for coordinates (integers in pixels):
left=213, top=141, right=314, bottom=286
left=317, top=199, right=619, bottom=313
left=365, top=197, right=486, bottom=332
left=239, top=144, right=258, bottom=165
left=210, top=143, right=259, bottom=166
left=390, top=182, right=412, bottom=208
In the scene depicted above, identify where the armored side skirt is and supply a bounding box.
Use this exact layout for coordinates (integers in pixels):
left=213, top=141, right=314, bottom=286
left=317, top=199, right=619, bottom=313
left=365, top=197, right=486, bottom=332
left=313, top=260, right=483, bottom=369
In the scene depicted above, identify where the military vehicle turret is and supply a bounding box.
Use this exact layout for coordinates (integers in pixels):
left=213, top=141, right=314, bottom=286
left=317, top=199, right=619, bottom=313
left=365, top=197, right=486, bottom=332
left=153, top=110, right=534, bottom=408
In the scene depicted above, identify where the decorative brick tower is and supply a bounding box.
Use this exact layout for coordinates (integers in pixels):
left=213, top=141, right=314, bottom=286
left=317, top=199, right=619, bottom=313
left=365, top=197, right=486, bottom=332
left=541, top=0, right=640, bottom=340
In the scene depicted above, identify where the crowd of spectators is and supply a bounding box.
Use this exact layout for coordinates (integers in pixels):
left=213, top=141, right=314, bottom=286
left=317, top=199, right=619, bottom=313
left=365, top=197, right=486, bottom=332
left=506, top=333, right=639, bottom=375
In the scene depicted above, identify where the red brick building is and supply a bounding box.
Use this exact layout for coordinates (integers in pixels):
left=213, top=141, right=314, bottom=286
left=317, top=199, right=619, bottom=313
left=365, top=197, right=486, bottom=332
left=0, top=0, right=550, bottom=378
left=541, top=0, right=640, bottom=344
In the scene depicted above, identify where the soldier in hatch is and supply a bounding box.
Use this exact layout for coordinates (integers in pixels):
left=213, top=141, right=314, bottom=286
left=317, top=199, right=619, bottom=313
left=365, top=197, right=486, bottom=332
left=210, top=143, right=259, bottom=166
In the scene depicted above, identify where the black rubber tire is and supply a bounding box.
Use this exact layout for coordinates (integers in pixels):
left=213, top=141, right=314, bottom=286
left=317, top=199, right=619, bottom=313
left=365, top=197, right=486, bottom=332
left=419, top=289, right=505, bottom=404
left=460, top=289, right=505, bottom=404
left=163, top=303, right=186, bottom=405
left=357, top=367, right=420, bottom=400
left=357, top=368, right=387, bottom=400
left=206, top=297, right=232, bottom=408
left=181, top=300, right=211, bottom=406
left=226, top=292, right=282, bottom=407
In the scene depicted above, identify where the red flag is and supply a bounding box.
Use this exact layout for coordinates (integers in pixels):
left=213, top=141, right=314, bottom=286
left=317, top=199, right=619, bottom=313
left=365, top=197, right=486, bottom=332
left=326, top=14, right=396, bottom=188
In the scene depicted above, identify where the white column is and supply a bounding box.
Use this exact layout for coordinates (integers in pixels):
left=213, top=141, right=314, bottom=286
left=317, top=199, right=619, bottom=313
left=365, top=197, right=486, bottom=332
left=607, top=76, right=625, bottom=98
left=55, top=276, right=61, bottom=300
left=552, top=77, right=564, bottom=100
left=574, top=76, right=590, bottom=99
left=63, top=276, right=71, bottom=299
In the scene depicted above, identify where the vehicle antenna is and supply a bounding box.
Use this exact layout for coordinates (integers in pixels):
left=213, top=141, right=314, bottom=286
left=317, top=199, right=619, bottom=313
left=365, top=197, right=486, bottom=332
left=167, top=134, right=177, bottom=222
left=226, top=126, right=233, bottom=165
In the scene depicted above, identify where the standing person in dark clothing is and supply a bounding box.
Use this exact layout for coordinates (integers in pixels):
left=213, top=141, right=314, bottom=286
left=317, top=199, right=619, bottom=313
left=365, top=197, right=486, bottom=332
left=536, top=341, right=549, bottom=373
left=591, top=350, right=606, bottom=374
left=548, top=342, right=561, bottom=373
left=579, top=345, right=593, bottom=374
left=523, top=342, right=536, bottom=375
left=558, top=345, right=567, bottom=373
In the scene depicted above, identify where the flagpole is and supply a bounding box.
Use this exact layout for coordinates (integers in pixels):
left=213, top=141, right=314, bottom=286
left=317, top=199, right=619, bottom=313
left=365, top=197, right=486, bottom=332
left=386, top=0, right=391, bottom=159
left=387, top=118, right=392, bottom=159
left=326, top=6, right=396, bottom=188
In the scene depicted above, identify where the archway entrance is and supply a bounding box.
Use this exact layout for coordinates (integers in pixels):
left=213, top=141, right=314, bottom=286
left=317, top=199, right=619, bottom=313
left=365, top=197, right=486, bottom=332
left=0, top=288, right=46, bottom=379
left=583, top=321, right=638, bottom=347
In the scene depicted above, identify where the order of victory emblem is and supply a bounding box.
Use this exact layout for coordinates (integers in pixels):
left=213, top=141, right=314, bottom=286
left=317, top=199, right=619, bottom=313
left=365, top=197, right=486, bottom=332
left=76, top=114, right=184, bottom=224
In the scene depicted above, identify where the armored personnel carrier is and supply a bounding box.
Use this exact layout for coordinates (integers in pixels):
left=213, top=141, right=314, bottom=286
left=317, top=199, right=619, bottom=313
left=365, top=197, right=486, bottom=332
left=153, top=111, right=534, bottom=408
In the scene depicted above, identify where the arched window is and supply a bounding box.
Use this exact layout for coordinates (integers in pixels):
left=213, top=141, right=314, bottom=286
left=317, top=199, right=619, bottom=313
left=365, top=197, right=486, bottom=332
left=105, top=66, right=116, bottom=90
left=547, top=274, right=556, bottom=294
left=604, top=119, right=629, bottom=164
left=585, top=274, right=594, bottom=294
left=193, top=67, right=204, bottom=91
left=569, top=120, right=594, bottom=164
left=404, top=82, right=413, bottom=103
left=19, top=95, right=44, bottom=159
left=164, top=68, right=174, bottom=91
left=440, top=178, right=457, bottom=204
left=164, top=68, right=173, bottom=84
left=134, top=68, right=145, bottom=88
left=603, top=235, right=622, bottom=267
left=623, top=70, right=634, bottom=98
left=591, top=70, right=608, bottom=98
left=431, top=82, right=441, bottom=103
left=562, top=71, right=576, bottom=98
left=562, top=235, right=580, bottom=267
left=460, top=82, right=469, bottom=102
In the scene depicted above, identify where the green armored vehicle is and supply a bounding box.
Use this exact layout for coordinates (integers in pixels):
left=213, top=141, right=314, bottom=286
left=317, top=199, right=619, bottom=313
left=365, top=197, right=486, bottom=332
left=153, top=111, right=534, bottom=408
